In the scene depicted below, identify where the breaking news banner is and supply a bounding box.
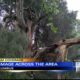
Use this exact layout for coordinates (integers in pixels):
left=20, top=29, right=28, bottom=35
left=0, top=58, right=79, bottom=73
left=0, top=62, right=75, bottom=70
left=0, top=58, right=75, bottom=71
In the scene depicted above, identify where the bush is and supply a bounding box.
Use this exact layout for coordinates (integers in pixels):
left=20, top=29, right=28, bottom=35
left=0, top=27, right=28, bottom=58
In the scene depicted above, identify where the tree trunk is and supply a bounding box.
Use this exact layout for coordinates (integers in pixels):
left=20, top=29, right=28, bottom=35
left=26, top=19, right=33, bottom=57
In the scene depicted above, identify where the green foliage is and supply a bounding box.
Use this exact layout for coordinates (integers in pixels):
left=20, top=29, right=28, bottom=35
left=41, top=0, right=59, bottom=15
left=51, top=26, right=57, bottom=33
left=73, top=20, right=80, bottom=37
left=0, top=28, right=28, bottom=58
left=0, top=72, right=31, bottom=79
left=69, top=20, right=80, bottom=61
left=47, top=23, right=57, bottom=33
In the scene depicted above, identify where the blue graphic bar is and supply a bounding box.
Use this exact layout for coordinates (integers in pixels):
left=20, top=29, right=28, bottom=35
left=0, top=62, right=75, bottom=70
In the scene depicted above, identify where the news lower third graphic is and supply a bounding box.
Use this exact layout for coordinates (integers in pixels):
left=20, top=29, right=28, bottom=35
left=0, top=58, right=79, bottom=73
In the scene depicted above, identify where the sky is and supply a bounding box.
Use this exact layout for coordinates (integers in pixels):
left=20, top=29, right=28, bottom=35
left=66, top=0, right=80, bottom=19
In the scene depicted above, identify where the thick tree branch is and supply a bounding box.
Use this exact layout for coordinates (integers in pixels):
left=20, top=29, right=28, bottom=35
left=33, top=37, right=80, bottom=59
left=16, top=0, right=27, bottom=29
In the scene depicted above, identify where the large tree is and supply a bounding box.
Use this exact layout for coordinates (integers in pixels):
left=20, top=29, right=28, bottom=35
left=0, top=0, right=79, bottom=79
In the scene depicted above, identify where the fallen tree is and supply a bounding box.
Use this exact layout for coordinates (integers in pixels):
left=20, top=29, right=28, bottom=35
left=33, top=37, right=80, bottom=61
